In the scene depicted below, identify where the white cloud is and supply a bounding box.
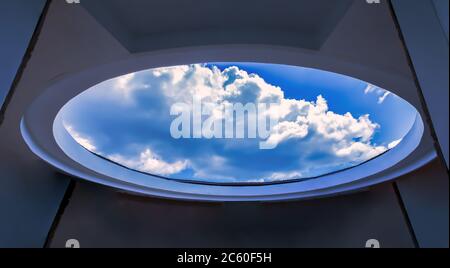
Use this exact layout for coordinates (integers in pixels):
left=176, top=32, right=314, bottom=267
left=388, top=138, right=403, bottom=149
left=244, top=171, right=302, bottom=183
left=111, top=73, right=137, bottom=101
left=269, top=171, right=302, bottom=181
left=364, top=83, right=391, bottom=104
left=378, top=91, right=391, bottom=104
left=115, top=65, right=389, bottom=177
left=151, top=65, right=389, bottom=176
left=64, top=123, right=97, bottom=152
left=109, top=148, right=189, bottom=176
left=364, top=84, right=377, bottom=94
left=262, top=120, right=309, bottom=149
left=141, top=66, right=383, bottom=152
left=335, top=142, right=386, bottom=160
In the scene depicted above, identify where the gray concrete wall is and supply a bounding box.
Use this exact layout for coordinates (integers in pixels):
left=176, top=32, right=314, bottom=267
left=0, top=0, right=126, bottom=248
left=396, top=160, right=449, bottom=248
left=392, top=0, right=449, bottom=168
left=0, top=0, right=72, bottom=248
left=49, top=181, right=415, bottom=248
left=0, top=0, right=46, bottom=108
left=391, top=0, right=449, bottom=248
left=432, top=0, right=449, bottom=41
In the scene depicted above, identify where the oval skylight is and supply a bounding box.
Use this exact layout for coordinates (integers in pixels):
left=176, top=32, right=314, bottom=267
left=58, top=63, right=418, bottom=184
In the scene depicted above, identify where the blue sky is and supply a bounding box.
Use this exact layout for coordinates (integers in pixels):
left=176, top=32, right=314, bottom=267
left=60, top=63, right=417, bottom=183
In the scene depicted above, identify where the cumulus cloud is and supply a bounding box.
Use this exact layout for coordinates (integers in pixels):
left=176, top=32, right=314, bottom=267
left=109, top=148, right=189, bottom=176
left=64, top=64, right=393, bottom=182
left=142, top=65, right=382, bottom=153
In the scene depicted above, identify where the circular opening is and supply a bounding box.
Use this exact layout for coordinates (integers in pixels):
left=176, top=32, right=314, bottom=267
left=57, top=62, right=419, bottom=185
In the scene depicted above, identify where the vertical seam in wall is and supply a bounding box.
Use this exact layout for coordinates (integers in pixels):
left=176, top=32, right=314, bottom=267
left=387, top=0, right=450, bottom=248
left=0, top=0, right=52, bottom=126
left=44, top=179, right=77, bottom=248
left=430, top=0, right=449, bottom=43
left=387, top=0, right=448, bottom=172
left=392, top=182, right=420, bottom=248
left=0, top=0, right=75, bottom=248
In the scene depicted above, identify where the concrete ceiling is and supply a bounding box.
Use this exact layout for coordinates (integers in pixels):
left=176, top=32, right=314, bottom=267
left=81, top=0, right=353, bottom=52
